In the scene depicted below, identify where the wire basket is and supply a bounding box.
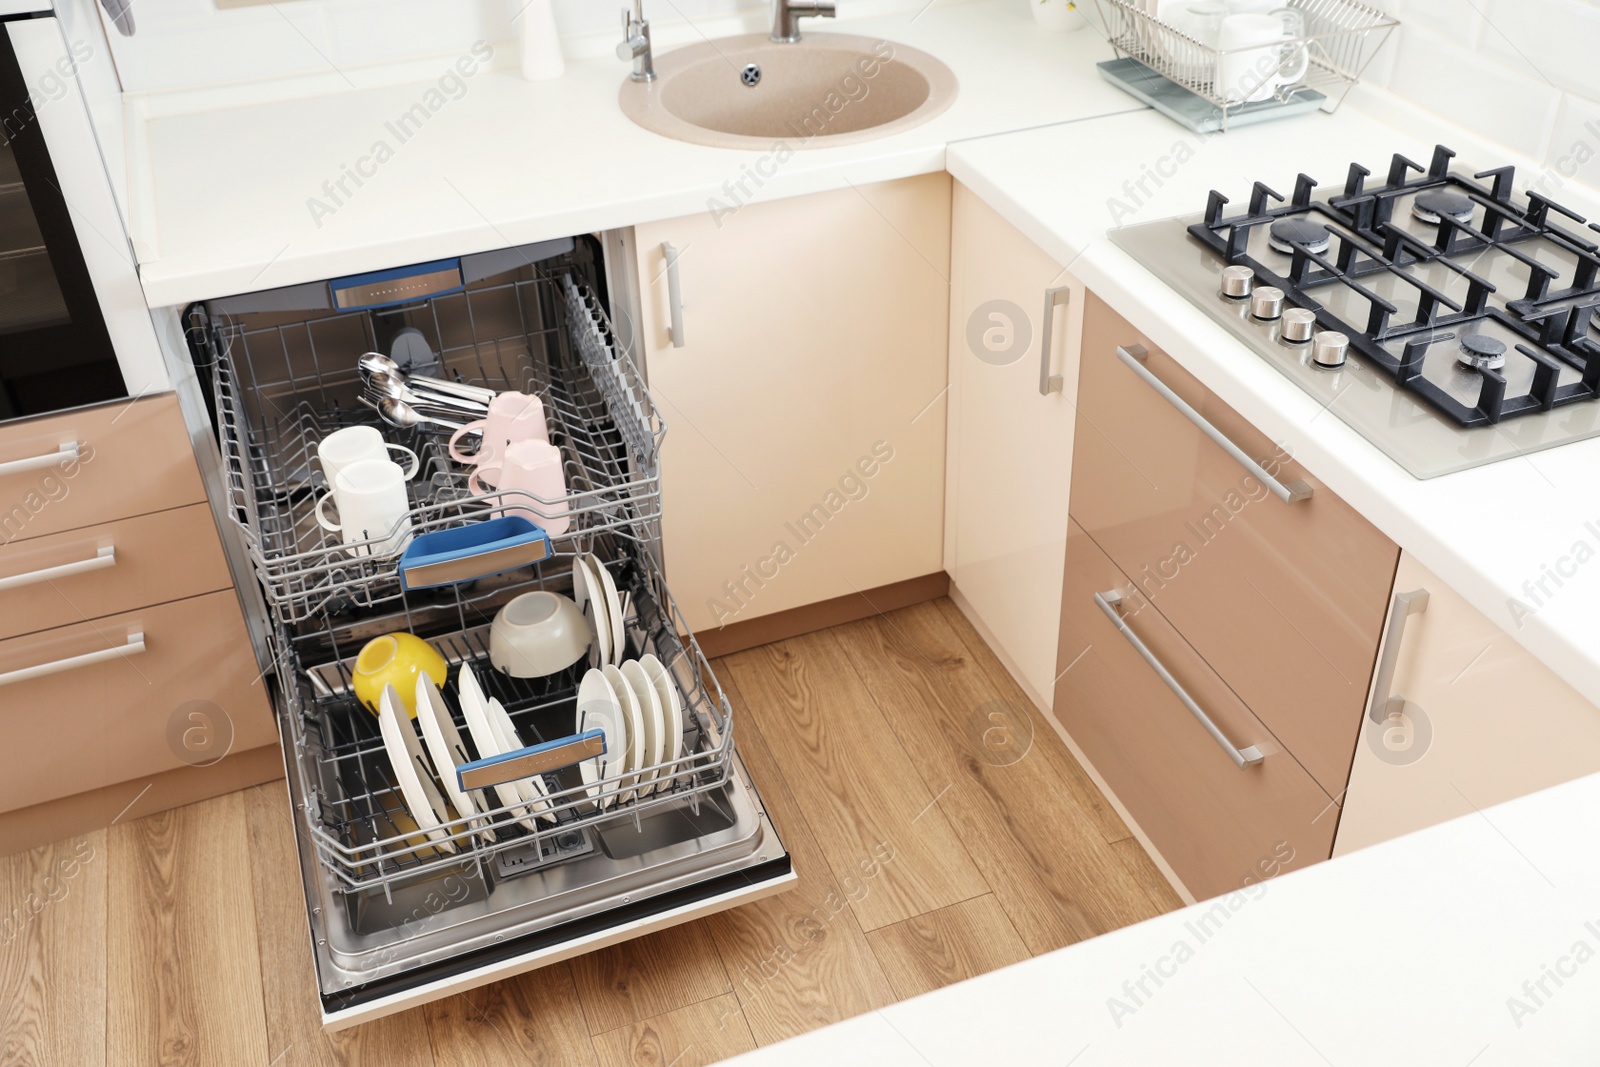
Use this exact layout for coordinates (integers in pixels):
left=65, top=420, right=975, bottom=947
left=1090, top=0, right=1398, bottom=126
left=189, top=261, right=664, bottom=624
left=275, top=530, right=736, bottom=896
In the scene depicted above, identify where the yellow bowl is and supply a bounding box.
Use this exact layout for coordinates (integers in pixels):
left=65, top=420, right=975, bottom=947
left=352, top=633, right=447, bottom=718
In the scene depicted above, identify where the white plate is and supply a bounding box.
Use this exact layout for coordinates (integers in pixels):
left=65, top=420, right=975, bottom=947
left=415, top=675, right=496, bottom=843
left=457, top=664, right=539, bottom=832
left=487, top=695, right=556, bottom=823
left=619, top=660, right=665, bottom=795
left=572, top=555, right=612, bottom=668
left=588, top=557, right=627, bottom=666
left=575, top=667, right=624, bottom=809
left=377, top=684, right=456, bottom=854
left=639, top=653, right=685, bottom=790
left=601, top=662, right=647, bottom=804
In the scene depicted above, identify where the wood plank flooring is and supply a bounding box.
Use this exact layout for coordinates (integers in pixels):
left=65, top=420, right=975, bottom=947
left=0, top=597, right=1181, bottom=1066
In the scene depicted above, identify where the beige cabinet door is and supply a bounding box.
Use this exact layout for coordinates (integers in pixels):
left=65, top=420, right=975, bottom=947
left=944, top=182, right=1082, bottom=711
left=633, top=175, right=950, bottom=634
left=1335, top=552, right=1600, bottom=855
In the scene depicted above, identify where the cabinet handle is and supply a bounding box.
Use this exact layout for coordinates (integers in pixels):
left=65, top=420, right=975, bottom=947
left=0, top=631, right=146, bottom=688
left=0, top=442, right=80, bottom=479
left=0, top=545, right=116, bottom=593
left=661, top=242, right=685, bottom=348
left=1095, top=590, right=1264, bottom=768
left=1114, top=345, right=1312, bottom=504
left=1039, top=285, right=1071, bottom=395
left=1367, top=588, right=1430, bottom=723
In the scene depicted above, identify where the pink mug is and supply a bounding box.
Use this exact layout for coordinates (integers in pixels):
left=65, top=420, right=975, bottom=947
left=449, top=391, right=549, bottom=470
left=469, top=439, right=570, bottom=535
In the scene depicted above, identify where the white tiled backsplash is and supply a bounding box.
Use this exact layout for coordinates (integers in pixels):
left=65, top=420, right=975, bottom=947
left=1362, top=0, right=1600, bottom=198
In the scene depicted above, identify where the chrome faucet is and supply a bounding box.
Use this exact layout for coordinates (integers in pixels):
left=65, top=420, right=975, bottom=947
left=617, top=0, right=656, bottom=82
left=771, top=0, right=835, bottom=42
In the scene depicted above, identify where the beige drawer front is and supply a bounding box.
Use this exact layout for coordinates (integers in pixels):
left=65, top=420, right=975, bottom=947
left=1054, top=519, right=1336, bottom=901
left=0, top=590, right=276, bottom=812
left=1070, top=292, right=1398, bottom=797
left=0, top=394, right=206, bottom=545
left=0, top=504, right=232, bottom=641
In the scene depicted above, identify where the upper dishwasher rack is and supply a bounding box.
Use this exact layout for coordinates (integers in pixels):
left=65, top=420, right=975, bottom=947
left=189, top=262, right=664, bottom=624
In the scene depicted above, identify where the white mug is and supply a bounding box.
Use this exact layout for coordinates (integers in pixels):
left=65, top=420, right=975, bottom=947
left=469, top=439, right=570, bottom=536
left=1218, top=10, right=1308, bottom=104
left=315, top=458, right=414, bottom=555
left=448, top=392, right=548, bottom=471
left=318, top=425, right=418, bottom=489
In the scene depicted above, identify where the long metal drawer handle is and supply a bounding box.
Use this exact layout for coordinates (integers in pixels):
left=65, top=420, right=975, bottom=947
left=0, top=631, right=146, bottom=688
left=1114, top=345, right=1312, bottom=504
left=0, top=442, right=80, bottom=479
left=1095, top=590, right=1264, bottom=768
left=0, top=545, right=116, bottom=593
left=1039, top=285, right=1071, bottom=395
left=1368, top=588, right=1429, bottom=723
left=661, top=242, right=685, bottom=348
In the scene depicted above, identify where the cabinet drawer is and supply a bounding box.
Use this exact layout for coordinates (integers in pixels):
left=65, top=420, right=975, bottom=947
left=0, top=590, right=276, bottom=812
left=1054, top=519, right=1335, bottom=900
left=1071, top=292, right=1397, bottom=796
left=0, top=394, right=206, bottom=545
left=0, top=504, right=232, bottom=640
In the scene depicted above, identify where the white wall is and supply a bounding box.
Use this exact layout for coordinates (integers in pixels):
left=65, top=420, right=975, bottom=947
left=1362, top=0, right=1600, bottom=197
left=95, top=0, right=767, bottom=94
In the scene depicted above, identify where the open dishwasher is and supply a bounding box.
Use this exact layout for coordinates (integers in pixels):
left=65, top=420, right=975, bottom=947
left=184, top=235, right=792, bottom=1029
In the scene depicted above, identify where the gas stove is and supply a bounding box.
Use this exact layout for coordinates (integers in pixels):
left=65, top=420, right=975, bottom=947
left=1111, top=144, right=1600, bottom=478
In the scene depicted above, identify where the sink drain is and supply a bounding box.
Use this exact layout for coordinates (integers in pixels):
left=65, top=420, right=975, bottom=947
left=740, top=63, right=761, bottom=87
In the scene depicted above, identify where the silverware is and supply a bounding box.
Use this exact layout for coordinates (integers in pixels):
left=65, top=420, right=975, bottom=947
left=365, top=371, right=490, bottom=415
left=362, top=396, right=473, bottom=433
left=357, top=353, right=497, bottom=405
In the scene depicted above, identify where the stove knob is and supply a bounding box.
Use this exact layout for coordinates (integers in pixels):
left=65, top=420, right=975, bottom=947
left=1311, top=331, right=1349, bottom=369
left=1221, top=265, right=1254, bottom=300
left=1250, top=286, right=1285, bottom=321
left=1281, top=308, right=1316, bottom=343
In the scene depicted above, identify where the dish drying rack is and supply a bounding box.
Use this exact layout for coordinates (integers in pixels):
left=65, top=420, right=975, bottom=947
left=190, top=266, right=664, bottom=624
left=1089, top=0, right=1398, bottom=132
left=275, top=533, right=737, bottom=898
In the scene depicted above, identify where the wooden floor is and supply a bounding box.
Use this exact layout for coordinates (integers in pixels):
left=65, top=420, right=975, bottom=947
left=0, top=598, right=1181, bottom=1067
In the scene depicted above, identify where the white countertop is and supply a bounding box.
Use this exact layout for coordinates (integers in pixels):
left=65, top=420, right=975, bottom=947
left=947, top=100, right=1600, bottom=713
left=129, top=0, right=1140, bottom=307
left=722, top=769, right=1600, bottom=1065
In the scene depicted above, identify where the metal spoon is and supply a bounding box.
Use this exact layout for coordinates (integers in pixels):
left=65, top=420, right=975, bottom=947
left=365, top=371, right=489, bottom=415
left=357, top=353, right=497, bottom=404
left=363, top=396, right=472, bottom=433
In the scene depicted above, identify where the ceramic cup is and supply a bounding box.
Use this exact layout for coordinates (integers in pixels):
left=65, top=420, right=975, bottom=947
left=315, top=457, right=414, bottom=555
left=448, top=391, right=549, bottom=471
left=318, top=424, right=419, bottom=489
left=1218, top=10, right=1308, bottom=104
left=469, top=438, right=570, bottom=536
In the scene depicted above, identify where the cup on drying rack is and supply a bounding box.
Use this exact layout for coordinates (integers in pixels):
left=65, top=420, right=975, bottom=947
left=469, top=439, right=570, bottom=536
left=448, top=391, right=549, bottom=473
left=317, top=424, right=419, bottom=488
left=315, top=457, right=415, bottom=556
left=1217, top=9, right=1308, bottom=104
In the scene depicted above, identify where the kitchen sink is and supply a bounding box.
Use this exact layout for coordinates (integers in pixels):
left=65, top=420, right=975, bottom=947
left=619, top=33, right=958, bottom=149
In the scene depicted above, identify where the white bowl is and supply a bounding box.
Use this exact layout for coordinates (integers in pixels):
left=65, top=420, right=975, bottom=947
left=489, top=591, right=592, bottom=678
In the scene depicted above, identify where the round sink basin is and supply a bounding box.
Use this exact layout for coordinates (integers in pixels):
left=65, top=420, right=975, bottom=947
left=620, top=33, right=958, bottom=150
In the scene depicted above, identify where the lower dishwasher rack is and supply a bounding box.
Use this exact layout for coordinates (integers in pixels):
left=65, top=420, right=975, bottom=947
left=270, top=533, right=793, bottom=1028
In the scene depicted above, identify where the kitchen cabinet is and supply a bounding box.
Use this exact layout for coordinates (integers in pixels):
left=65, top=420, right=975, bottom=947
left=1335, top=552, right=1600, bottom=855
left=1054, top=519, right=1334, bottom=900
left=1069, top=291, right=1398, bottom=799
left=943, top=181, right=1083, bottom=711
left=632, top=174, right=950, bottom=635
